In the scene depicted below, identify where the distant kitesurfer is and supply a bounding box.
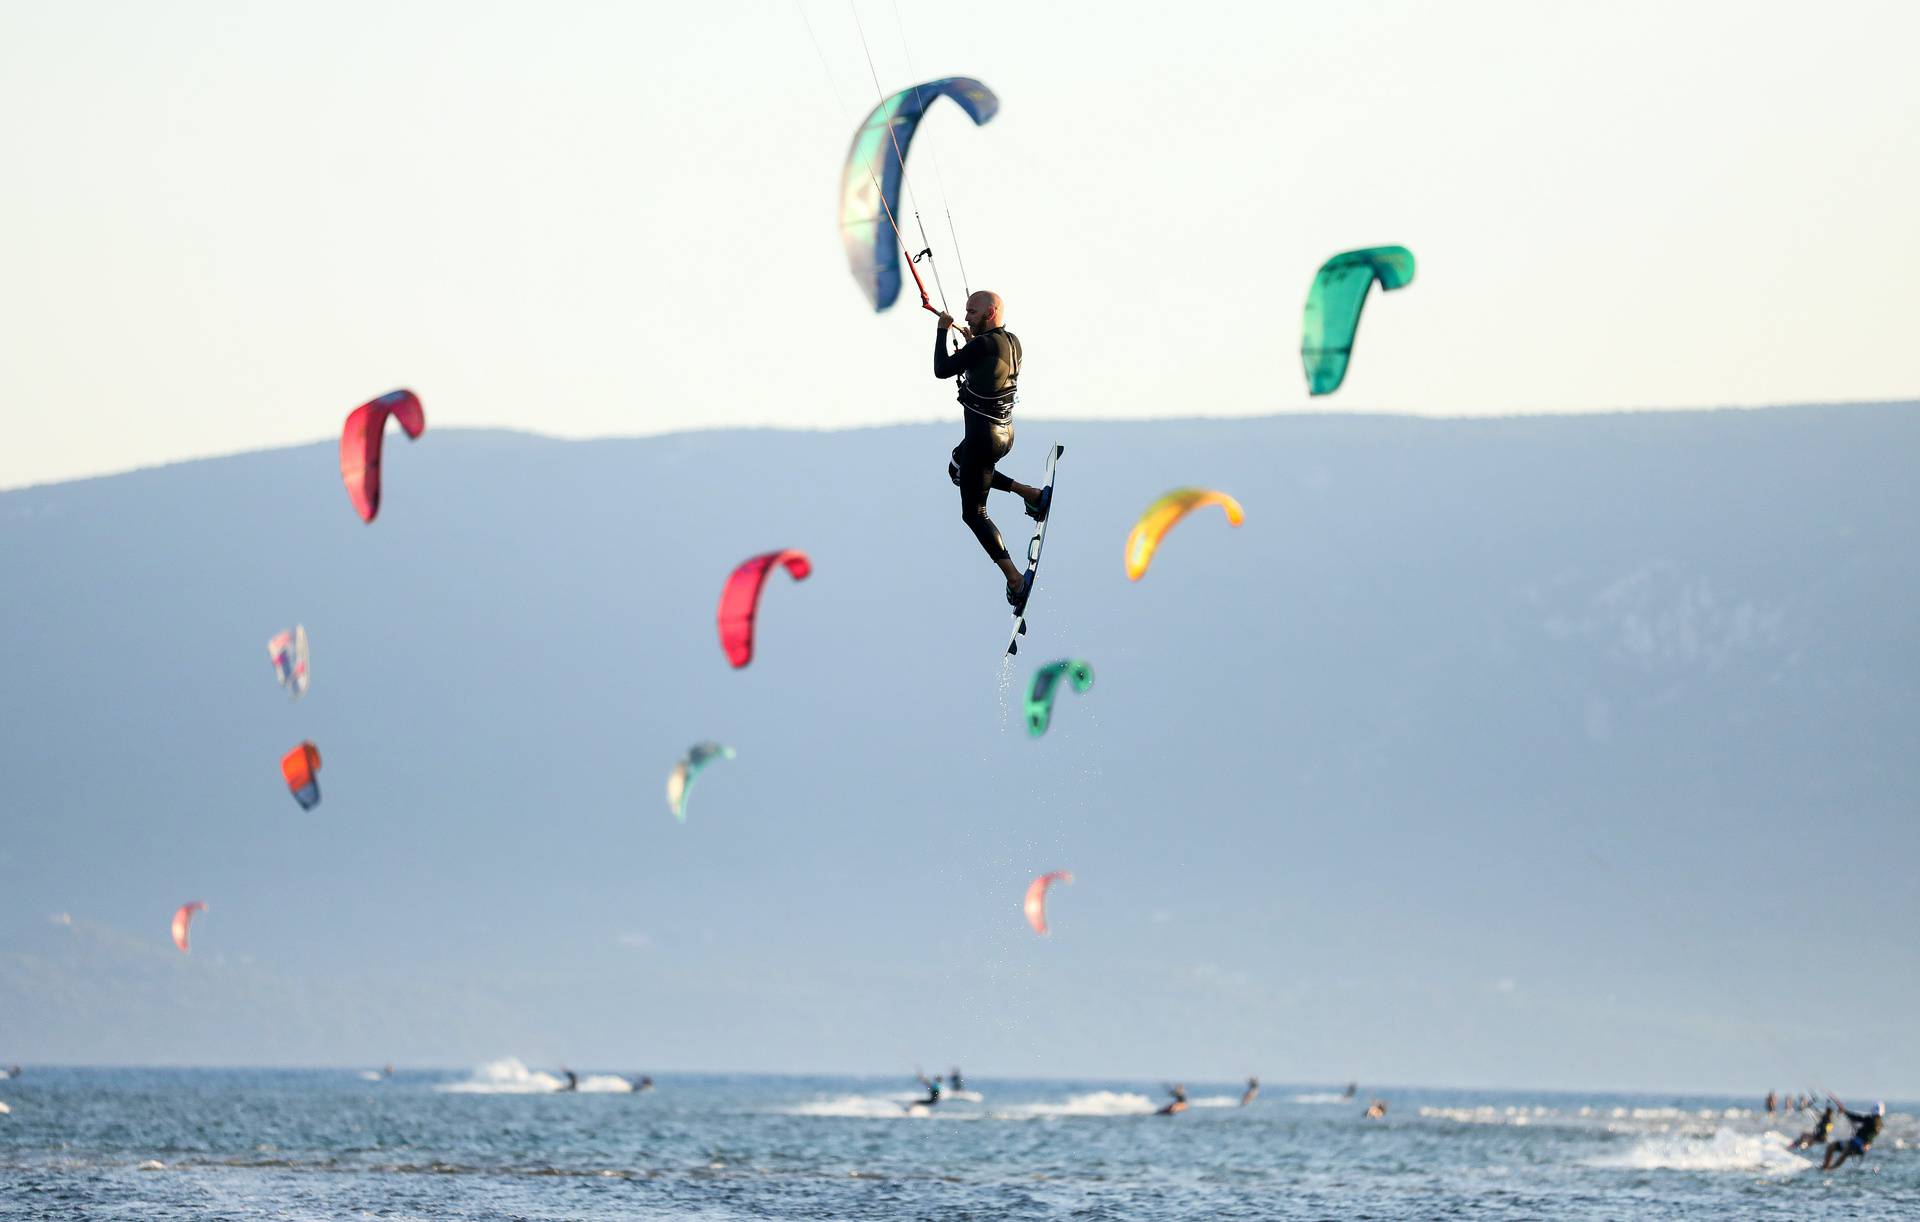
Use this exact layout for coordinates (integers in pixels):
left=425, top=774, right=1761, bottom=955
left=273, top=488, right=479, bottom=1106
left=1156, top=1084, right=1189, bottom=1116
left=1240, top=1077, right=1260, bottom=1106
left=558, top=1069, right=579, bottom=1093
left=381, top=1064, right=394, bottom=1078
left=1822, top=1101, right=1885, bottom=1171
left=936, top=290, right=1047, bottom=608
left=631, top=1075, right=654, bottom=1093
left=1342, top=1081, right=1357, bottom=1099
left=909, top=1072, right=942, bottom=1110
left=1765, top=1089, right=1776, bottom=1116
left=3, top=1066, right=18, bottom=1079
left=948, top=1067, right=964, bottom=1092
left=1790, top=1105, right=1835, bottom=1150
left=1365, top=1099, right=1388, bottom=1119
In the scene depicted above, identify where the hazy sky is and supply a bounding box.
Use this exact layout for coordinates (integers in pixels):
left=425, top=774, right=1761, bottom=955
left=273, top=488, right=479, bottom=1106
left=3, top=0, right=1916, bottom=488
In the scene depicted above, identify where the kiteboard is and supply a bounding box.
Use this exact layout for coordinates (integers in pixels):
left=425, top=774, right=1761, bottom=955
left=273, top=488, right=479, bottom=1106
left=1006, top=444, right=1064, bottom=657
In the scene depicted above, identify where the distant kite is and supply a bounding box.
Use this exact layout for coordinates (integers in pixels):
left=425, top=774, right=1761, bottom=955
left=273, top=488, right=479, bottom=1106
left=1026, top=660, right=1094, bottom=738
left=718, top=550, right=812, bottom=668
left=267, top=625, right=310, bottom=699
left=340, top=389, right=425, bottom=523
left=1301, top=246, right=1415, bottom=396
left=171, top=901, right=206, bottom=953
left=1125, top=489, right=1245, bottom=580
left=667, top=743, right=736, bottom=822
left=1024, top=870, right=1073, bottom=936
left=281, top=741, right=321, bottom=810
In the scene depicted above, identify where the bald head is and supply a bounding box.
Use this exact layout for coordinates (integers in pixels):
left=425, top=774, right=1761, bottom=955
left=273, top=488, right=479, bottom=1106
left=964, top=290, right=1004, bottom=333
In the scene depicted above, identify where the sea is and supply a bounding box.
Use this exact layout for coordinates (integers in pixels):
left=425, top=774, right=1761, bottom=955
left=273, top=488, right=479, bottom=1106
left=0, top=1062, right=1911, bottom=1219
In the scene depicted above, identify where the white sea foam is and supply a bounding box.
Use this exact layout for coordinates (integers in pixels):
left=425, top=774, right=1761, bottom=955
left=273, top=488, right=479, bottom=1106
left=996, top=1091, right=1158, bottom=1119
left=787, top=1089, right=1169, bottom=1120
left=357, top=1071, right=384, bottom=1082
left=781, top=1093, right=939, bottom=1119
left=436, top=1057, right=633, bottom=1094
left=1289, top=1092, right=1353, bottom=1104
left=0, top=1100, right=11, bottom=1115
left=1189, top=1095, right=1242, bottom=1109
left=1421, top=1105, right=1560, bottom=1126
left=1588, top=1128, right=1809, bottom=1176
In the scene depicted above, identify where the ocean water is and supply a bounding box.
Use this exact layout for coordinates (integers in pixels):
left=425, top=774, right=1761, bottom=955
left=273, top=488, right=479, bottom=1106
left=0, top=1063, right=1912, bottom=1219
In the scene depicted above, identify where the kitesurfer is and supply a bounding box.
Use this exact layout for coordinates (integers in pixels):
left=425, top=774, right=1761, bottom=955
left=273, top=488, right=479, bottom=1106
left=909, top=1072, right=943, bottom=1109
left=1156, top=1084, right=1189, bottom=1116
left=1765, top=1089, right=1776, bottom=1116
left=1364, top=1099, right=1389, bottom=1119
left=1240, top=1077, right=1260, bottom=1106
left=1342, top=1082, right=1357, bottom=1099
left=1822, top=1101, right=1885, bottom=1170
left=631, top=1075, right=654, bottom=1093
left=1790, top=1104, right=1836, bottom=1150
left=557, top=1069, right=579, bottom=1093
left=936, top=291, right=1047, bottom=607
left=948, top=1067, right=964, bottom=1092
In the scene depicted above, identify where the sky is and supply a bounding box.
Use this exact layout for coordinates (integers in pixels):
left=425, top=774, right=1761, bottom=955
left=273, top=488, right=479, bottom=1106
left=2, top=0, right=1917, bottom=490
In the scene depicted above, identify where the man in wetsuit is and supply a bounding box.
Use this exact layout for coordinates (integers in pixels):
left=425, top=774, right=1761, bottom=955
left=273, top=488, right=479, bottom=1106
left=1156, top=1084, right=1189, bottom=1116
left=1240, top=1077, right=1260, bottom=1107
left=1790, top=1104, right=1835, bottom=1150
left=1822, top=1101, right=1885, bottom=1170
left=936, top=291, right=1048, bottom=607
left=948, top=1067, right=964, bottom=1092
left=909, top=1072, right=943, bottom=1109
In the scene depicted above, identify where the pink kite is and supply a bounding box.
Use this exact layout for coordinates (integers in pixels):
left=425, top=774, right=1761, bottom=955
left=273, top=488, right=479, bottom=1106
left=717, top=549, right=812, bottom=668
left=339, top=389, right=426, bottom=523
left=171, top=901, right=207, bottom=953
left=1023, top=870, right=1073, bottom=936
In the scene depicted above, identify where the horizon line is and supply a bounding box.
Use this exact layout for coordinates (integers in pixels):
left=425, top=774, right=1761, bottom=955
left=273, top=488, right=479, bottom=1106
left=4, top=396, right=1912, bottom=496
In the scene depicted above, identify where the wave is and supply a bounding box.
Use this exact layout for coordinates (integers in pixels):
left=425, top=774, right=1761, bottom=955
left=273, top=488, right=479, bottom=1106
left=996, top=1091, right=1158, bottom=1119
left=780, top=1093, right=945, bottom=1119
left=356, top=1071, right=384, bottom=1082
left=1289, top=1092, right=1355, bottom=1104
left=436, top=1057, right=634, bottom=1094
left=782, top=1090, right=1161, bottom=1120
left=1588, top=1128, right=1809, bottom=1176
left=1421, top=1105, right=1558, bottom=1127
left=0, top=1100, right=11, bottom=1115
left=875, top=1089, right=985, bottom=1105
left=1189, top=1095, right=1242, bottom=1109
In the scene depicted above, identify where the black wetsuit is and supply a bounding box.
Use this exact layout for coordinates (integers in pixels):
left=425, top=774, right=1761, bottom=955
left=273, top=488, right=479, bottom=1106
left=937, top=324, right=1023, bottom=563
left=1796, top=1108, right=1834, bottom=1147
left=1842, top=1108, right=1882, bottom=1152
